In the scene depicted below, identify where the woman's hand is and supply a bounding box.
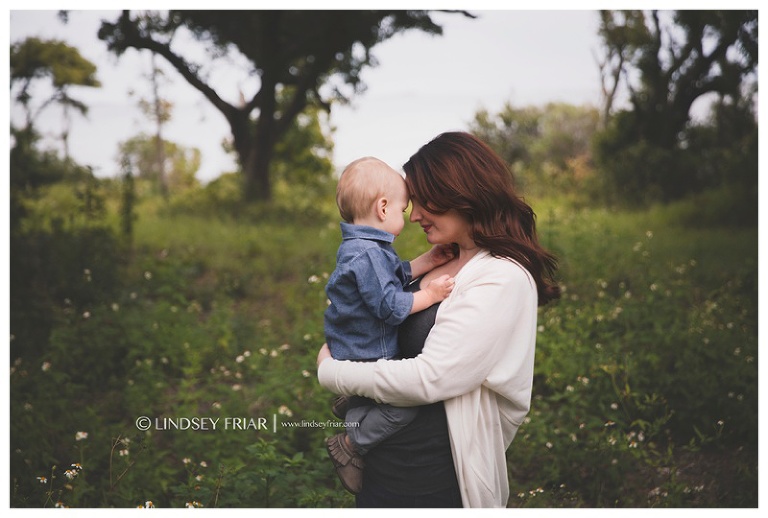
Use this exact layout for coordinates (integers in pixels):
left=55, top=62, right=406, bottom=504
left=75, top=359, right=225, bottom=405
left=317, top=343, right=332, bottom=367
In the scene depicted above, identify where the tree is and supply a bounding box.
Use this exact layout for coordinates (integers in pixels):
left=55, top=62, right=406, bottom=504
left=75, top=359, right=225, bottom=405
left=184, top=91, right=336, bottom=220
left=98, top=10, right=472, bottom=202
left=10, top=37, right=101, bottom=230
left=593, top=10, right=649, bottom=126
left=135, top=54, right=174, bottom=198
left=269, top=93, right=335, bottom=194
left=469, top=102, right=599, bottom=195
left=10, top=37, right=101, bottom=159
left=598, top=10, right=757, bottom=149
left=593, top=10, right=758, bottom=203
left=117, top=134, right=201, bottom=194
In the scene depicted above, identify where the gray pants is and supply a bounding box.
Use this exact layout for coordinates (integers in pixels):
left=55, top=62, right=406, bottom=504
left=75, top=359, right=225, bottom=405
left=345, top=396, right=418, bottom=455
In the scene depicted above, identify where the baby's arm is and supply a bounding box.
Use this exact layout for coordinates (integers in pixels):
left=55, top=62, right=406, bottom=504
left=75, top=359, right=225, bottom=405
left=410, top=274, right=454, bottom=314
left=409, top=244, right=457, bottom=279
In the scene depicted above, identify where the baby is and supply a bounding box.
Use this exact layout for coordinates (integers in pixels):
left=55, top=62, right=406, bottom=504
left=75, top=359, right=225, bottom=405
left=324, top=157, right=455, bottom=494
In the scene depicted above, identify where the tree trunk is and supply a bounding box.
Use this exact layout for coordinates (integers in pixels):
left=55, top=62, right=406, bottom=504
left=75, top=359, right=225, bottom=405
left=242, top=140, right=272, bottom=202
left=150, top=55, right=168, bottom=199
left=230, top=107, right=275, bottom=202
left=242, top=66, right=277, bottom=202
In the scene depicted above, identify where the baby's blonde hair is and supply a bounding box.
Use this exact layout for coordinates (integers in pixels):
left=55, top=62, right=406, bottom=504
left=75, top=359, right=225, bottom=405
left=336, top=157, right=402, bottom=223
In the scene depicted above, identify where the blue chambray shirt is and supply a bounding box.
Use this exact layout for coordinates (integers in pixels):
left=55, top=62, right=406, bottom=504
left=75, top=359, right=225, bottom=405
left=324, top=222, right=414, bottom=361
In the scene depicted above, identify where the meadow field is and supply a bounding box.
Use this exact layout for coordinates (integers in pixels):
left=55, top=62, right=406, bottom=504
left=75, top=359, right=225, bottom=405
left=9, top=183, right=758, bottom=508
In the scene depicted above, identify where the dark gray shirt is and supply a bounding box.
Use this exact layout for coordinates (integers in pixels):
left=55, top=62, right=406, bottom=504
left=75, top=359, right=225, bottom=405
left=360, top=280, right=460, bottom=496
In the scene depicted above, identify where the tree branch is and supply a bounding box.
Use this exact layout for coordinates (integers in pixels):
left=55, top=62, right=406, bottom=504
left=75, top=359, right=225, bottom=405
left=112, top=11, right=249, bottom=126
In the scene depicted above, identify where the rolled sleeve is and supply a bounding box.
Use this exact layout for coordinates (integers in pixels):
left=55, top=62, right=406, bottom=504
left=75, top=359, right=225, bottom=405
left=401, top=260, right=413, bottom=283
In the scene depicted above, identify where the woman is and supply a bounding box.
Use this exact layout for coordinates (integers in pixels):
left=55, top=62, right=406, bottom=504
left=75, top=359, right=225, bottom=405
left=317, top=131, right=560, bottom=507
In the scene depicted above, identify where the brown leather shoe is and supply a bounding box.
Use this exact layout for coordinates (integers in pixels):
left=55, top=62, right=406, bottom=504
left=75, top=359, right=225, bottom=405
left=325, top=433, right=364, bottom=494
left=331, top=395, right=350, bottom=419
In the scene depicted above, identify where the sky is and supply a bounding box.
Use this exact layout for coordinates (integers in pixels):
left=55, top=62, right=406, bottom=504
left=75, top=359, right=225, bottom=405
left=7, top=6, right=605, bottom=181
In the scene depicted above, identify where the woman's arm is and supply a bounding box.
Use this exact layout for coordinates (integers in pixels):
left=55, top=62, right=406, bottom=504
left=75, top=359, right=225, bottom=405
left=318, top=257, right=537, bottom=406
left=317, top=348, right=378, bottom=397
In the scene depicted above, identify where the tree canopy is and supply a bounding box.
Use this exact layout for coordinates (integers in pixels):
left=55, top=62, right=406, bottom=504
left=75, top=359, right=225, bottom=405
left=99, top=10, right=472, bottom=202
left=597, top=10, right=756, bottom=146
left=10, top=37, right=101, bottom=157
left=470, top=102, right=600, bottom=195
left=10, top=37, right=101, bottom=94
left=593, top=10, right=757, bottom=203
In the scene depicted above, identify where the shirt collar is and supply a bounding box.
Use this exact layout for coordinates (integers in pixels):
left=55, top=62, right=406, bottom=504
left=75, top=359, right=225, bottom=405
left=340, top=222, right=395, bottom=244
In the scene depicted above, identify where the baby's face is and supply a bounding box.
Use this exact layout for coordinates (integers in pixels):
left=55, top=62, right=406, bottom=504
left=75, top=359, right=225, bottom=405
left=381, top=174, right=410, bottom=237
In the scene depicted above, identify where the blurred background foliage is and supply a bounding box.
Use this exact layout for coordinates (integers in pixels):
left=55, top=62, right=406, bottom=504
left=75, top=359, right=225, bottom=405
left=9, top=9, right=757, bottom=508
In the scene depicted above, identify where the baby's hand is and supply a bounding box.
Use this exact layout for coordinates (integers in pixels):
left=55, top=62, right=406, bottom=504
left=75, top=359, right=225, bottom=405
left=425, top=274, right=455, bottom=303
left=428, top=244, right=457, bottom=268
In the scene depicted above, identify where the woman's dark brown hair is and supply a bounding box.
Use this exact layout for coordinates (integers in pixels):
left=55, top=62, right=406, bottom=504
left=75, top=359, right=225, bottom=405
left=403, top=131, right=560, bottom=305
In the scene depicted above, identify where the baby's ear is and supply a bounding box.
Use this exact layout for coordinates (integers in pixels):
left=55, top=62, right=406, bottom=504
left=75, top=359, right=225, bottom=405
left=376, top=197, right=388, bottom=220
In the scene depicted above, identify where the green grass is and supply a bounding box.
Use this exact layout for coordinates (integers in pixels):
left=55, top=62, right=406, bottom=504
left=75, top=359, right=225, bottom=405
left=509, top=198, right=757, bottom=507
left=10, top=188, right=757, bottom=508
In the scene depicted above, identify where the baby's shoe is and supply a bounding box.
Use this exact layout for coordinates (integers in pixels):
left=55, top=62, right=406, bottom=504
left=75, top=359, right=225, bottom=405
left=331, top=395, right=350, bottom=419
left=325, top=433, right=364, bottom=494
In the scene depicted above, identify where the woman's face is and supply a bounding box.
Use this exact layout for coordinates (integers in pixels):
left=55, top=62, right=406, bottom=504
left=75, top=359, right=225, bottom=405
left=409, top=198, right=472, bottom=248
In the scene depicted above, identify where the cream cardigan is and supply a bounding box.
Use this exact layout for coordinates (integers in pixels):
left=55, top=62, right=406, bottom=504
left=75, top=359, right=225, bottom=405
left=318, top=250, right=539, bottom=507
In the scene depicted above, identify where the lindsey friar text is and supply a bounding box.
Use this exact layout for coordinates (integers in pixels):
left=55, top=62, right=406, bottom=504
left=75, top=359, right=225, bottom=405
left=136, top=416, right=271, bottom=432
